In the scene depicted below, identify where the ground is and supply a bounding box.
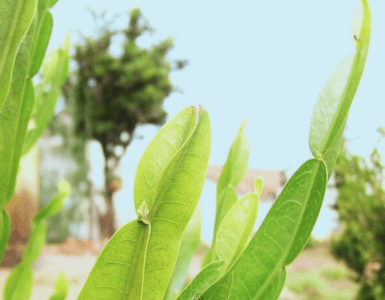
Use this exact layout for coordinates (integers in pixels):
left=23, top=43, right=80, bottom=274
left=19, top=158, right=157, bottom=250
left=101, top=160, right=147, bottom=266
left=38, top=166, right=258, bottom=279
left=0, top=241, right=358, bottom=299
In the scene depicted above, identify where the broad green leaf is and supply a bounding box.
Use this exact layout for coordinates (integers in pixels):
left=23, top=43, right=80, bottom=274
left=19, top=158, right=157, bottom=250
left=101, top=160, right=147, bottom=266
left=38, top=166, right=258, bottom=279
left=0, top=19, right=37, bottom=208
left=23, top=34, right=71, bottom=155
left=80, top=106, right=211, bottom=300
left=77, top=221, right=147, bottom=299
left=259, top=268, right=286, bottom=300
left=0, top=0, right=37, bottom=109
left=34, top=180, right=70, bottom=222
left=199, top=272, right=233, bottom=300
left=22, top=220, right=47, bottom=265
left=29, top=11, right=53, bottom=77
left=49, top=272, right=69, bottom=300
left=216, top=193, right=259, bottom=271
left=134, top=106, right=199, bottom=211
left=229, top=159, right=327, bottom=300
left=309, top=0, right=371, bottom=175
left=164, top=207, right=201, bottom=300
left=176, top=261, right=225, bottom=300
left=0, top=210, right=11, bottom=265
left=3, top=264, right=33, bottom=300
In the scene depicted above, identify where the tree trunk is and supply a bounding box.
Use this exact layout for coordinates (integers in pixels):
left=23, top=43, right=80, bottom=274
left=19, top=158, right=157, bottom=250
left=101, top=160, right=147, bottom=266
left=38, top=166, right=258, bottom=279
left=97, top=148, right=123, bottom=239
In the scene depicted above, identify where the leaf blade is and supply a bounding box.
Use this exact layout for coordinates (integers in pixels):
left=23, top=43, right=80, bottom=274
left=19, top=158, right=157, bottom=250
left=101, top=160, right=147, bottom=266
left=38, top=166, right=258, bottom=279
left=229, top=159, right=327, bottom=300
left=309, top=0, right=371, bottom=174
left=0, top=0, right=37, bottom=109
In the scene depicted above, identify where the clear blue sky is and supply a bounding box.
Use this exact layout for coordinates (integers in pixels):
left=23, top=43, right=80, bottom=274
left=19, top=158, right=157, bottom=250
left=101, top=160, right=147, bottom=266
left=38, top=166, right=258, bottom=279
left=48, top=0, right=385, bottom=242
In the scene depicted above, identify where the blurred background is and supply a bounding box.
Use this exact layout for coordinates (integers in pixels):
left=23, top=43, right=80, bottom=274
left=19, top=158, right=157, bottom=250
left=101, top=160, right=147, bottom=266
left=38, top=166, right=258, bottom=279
left=1, top=0, right=385, bottom=299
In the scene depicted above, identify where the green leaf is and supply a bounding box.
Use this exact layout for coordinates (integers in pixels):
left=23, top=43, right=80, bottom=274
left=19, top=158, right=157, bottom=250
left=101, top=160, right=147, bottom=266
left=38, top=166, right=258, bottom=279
left=0, top=0, right=37, bottom=110
left=309, top=0, right=371, bottom=175
left=216, top=193, right=259, bottom=271
left=176, top=261, right=225, bottom=300
left=214, top=119, right=249, bottom=237
left=253, top=176, right=264, bottom=196
left=34, top=179, right=70, bottom=222
left=0, top=210, right=11, bottom=265
left=77, top=221, right=147, bottom=299
left=22, top=220, right=47, bottom=265
left=134, top=106, right=211, bottom=300
left=204, top=120, right=249, bottom=266
left=29, top=11, right=53, bottom=77
left=0, top=18, right=37, bottom=208
left=23, top=34, right=71, bottom=155
left=49, top=0, right=60, bottom=8
left=229, top=159, right=327, bottom=300
left=49, top=272, right=69, bottom=300
left=199, top=272, right=233, bottom=300
left=259, top=268, right=286, bottom=300
left=164, top=206, right=201, bottom=300
left=3, top=264, right=33, bottom=300
left=203, top=187, right=238, bottom=266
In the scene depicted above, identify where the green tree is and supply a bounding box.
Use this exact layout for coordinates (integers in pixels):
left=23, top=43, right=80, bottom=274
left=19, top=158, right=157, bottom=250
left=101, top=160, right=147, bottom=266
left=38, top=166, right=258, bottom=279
left=331, top=131, right=385, bottom=300
left=62, top=8, right=186, bottom=238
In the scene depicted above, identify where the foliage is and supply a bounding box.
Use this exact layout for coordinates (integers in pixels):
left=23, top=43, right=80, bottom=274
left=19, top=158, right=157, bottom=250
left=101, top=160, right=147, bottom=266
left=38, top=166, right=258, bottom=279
left=74, top=0, right=371, bottom=298
left=3, top=181, right=70, bottom=300
left=331, top=132, right=385, bottom=300
left=0, top=0, right=372, bottom=299
left=0, top=0, right=70, bottom=262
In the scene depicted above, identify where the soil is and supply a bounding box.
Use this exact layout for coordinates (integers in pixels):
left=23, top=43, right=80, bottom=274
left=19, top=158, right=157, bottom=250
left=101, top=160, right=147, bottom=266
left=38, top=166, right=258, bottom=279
left=0, top=241, right=344, bottom=299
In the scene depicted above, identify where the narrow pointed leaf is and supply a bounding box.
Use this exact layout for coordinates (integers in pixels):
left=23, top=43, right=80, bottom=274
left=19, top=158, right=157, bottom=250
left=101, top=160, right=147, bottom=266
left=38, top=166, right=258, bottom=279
left=203, top=187, right=237, bottom=266
left=164, top=207, right=201, bottom=300
left=214, top=120, right=249, bottom=238
left=0, top=18, right=37, bottom=207
left=34, top=179, right=70, bottom=222
left=3, top=264, right=33, bottom=300
left=229, top=159, right=327, bottom=300
left=22, top=220, right=47, bottom=265
left=29, top=11, right=53, bottom=77
left=0, top=210, right=11, bottom=265
left=0, top=0, right=37, bottom=109
left=49, top=272, right=69, bottom=300
left=176, top=261, right=225, bottom=300
left=199, top=272, right=233, bottom=300
left=23, top=34, right=71, bottom=155
left=309, top=0, right=371, bottom=175
left=216, top=193, right=259, bottom=271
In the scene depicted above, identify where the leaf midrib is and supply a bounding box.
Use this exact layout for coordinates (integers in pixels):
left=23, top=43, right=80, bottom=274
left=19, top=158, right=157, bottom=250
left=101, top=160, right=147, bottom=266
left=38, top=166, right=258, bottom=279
left=253, top=160, right=321, bottom=299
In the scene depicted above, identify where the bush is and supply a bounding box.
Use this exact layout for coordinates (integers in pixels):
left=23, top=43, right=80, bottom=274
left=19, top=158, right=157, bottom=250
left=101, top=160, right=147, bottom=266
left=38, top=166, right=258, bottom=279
left=331, top=134, right=385, bottom=299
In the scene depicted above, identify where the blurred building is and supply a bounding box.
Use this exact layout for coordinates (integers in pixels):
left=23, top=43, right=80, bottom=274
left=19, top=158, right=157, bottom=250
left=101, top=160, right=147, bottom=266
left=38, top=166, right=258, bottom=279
left=206, top=165, right=287, bottom=201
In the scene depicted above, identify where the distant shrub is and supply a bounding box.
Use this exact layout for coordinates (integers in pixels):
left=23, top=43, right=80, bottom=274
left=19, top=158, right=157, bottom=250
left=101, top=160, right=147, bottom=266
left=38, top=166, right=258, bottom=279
left=331, top=133, right=385, bottom=299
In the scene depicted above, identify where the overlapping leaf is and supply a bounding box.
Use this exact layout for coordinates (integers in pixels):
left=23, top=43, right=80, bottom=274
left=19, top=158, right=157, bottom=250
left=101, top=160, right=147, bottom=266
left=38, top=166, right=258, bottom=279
left=79, top=106, right=211, bottom=300
left=204, top=120, right=249, bottom=265
left=0, top=0, right=37, bottom=109
left=228, top=159, right=327, bottom=299
left=176, top=261, right=225, bottom=300
left=23, top=34, right=70, bottom=155
left=164, top=207, right=201, bottom=300
left=309, top=0, right=371, bottom=175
